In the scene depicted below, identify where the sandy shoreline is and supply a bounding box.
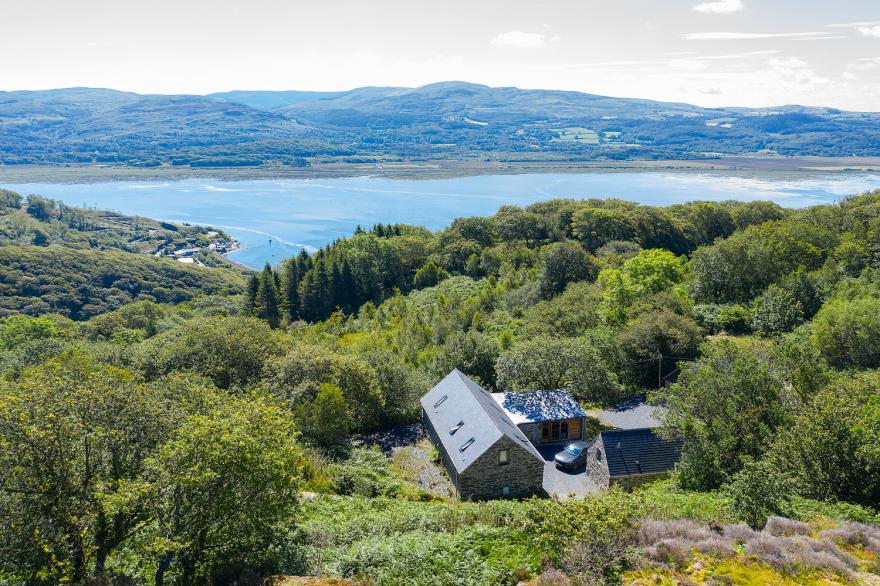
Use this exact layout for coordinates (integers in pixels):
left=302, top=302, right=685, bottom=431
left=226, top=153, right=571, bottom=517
left=2, top=156, right=880, bottom=184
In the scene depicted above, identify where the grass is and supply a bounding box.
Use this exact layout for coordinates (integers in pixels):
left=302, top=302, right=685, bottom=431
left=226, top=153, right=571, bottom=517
left=551, top=127, right=600, bottom=144
left=623, top=560, right=850, bottom=586
left=288, top=443, right=880, bottom=585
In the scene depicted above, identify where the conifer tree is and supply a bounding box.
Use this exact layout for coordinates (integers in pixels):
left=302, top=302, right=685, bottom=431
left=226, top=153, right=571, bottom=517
left=341, top=259, right=356, bottom=313
left=244, top=273, right=260, bottom=316
left=256, top=263, right=280, bottom=328
left=280, top=259, right=300, bottom=322
left=331, top=263, right=344, bottom=313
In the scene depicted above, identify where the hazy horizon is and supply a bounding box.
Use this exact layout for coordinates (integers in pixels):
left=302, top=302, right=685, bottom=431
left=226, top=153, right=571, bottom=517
left=2, top=0, right=878, bottom=111
left=5, top=79, right=878, bottom=113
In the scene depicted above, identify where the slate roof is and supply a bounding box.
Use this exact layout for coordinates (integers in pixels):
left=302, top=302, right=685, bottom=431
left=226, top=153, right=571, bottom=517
left=491, top=390, right=587, bottom=425
left=420, top=370, right=544, bottom=473
left=586, top=395, right=665, bottom=430
left=598, top=428, right=682, bottom=478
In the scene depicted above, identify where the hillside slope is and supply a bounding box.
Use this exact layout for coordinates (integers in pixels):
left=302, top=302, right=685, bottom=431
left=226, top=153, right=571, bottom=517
left=0, top=87, right=328, bottom=166
left=0, top=245, right=245, bottom=319
left=2, top=83, right=880, bottom=164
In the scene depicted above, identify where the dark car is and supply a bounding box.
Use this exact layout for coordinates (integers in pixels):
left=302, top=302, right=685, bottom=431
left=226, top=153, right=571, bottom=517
left=554, top=441, right=590, bottom=469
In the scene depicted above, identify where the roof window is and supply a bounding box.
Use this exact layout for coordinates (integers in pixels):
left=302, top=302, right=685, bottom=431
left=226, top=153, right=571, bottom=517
left=459, top=437, right=475, bottom=452
left=449, top=420, right=464, bottom=435
left=434, top=395, right=448, bottom=409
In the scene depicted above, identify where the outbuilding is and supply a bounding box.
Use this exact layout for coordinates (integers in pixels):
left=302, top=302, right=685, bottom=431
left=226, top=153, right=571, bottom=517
left=587, top=428, right=682, bottom=489
left=491, top=390, right=587, bottom=447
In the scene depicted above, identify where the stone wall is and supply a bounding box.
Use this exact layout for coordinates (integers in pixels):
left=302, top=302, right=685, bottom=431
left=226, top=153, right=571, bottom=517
left=458, top=436, right=545, bottom=500
left=586, top=434, right=610, bottom=489
left=422, top=408, right=460, bottom=490
left=518, top=422, right=541, bottom=447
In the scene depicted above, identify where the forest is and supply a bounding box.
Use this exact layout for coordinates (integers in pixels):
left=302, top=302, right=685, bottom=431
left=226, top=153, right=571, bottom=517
left=1, top=188, right=880, bottom=585
left=4, top=85, right=880, bottom=167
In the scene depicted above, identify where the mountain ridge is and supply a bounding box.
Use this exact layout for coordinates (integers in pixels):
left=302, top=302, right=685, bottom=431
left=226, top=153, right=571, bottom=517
left=1, top=82, right=879, bottom=165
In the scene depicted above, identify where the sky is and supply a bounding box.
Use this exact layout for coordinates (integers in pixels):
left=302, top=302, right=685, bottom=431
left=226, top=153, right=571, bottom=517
left=2, top=0, right=879, bottom=110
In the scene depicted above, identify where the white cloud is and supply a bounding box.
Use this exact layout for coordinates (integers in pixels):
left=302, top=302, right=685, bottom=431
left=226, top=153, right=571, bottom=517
left=843, top=72, right=858, bottom=81
left=847, top=57, right=880, bottom=71
left=767, top=56, right=829, bottom=86
left=490, top=31, right=559, bottom=48
left=693, top=0, right=744, bottom=14
left=827, top=21, right=880, bottom=37
left=686, top=31, right=836, bottom=40
left=828, top=21, right=880, bottom=28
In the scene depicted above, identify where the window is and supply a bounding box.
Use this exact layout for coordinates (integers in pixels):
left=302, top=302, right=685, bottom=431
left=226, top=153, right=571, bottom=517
left=449, top=420, right=464, bottom=435
left=459, top=437, right=475, bottom=452
left=433, top=395, right=448, bottom=409
left=596, top=449, right=603, bottom=462
left=499, top=449, right=510, bottom=465
left=502, top=484, right=510, bottom=497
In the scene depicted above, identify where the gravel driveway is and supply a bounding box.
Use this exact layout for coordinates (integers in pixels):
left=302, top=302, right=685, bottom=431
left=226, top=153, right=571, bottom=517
left=538, top=444, right=600, bottom=499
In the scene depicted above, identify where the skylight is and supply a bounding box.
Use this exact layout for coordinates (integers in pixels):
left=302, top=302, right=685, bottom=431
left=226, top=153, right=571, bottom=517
left=449, top=420, right=464, bottom=435
left=433, top=395, right=448, bottom=409
left=459, top=437, right=475, bottom=452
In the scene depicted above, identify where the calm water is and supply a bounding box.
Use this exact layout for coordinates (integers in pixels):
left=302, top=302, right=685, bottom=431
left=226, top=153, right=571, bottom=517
left=4, top=172, right=879, bottom=269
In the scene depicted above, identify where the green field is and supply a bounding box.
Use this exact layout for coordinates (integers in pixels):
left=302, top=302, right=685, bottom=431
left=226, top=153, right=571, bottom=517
left=551, top=127, right=600, bottom=144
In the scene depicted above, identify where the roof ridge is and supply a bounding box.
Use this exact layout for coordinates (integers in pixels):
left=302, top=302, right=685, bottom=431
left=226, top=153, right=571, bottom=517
left=455, top=372, right=544, bottom=463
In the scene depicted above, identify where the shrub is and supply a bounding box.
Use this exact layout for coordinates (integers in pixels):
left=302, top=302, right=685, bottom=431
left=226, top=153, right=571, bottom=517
left=534, top=568, right=572, bottom=586
left=693, top=536, right=736, bottom=558
left=752, top=285, right=805, bottom=335
left=812, top=297, right=880, bottom=369
left=636, top=519, right=713, bottom=545
left=642, top=538, right=694, bottom=568
left=717, top=304, right=753, bottom=334
left=744, top=534, right=859, bottom=578
left=764, top=516, right=810, bottom=537
left=821, top=522, right=880, bottom=553
left=562, top=532, right=636, bottom=586
left=330, top=448, right=402, bottom=498
left=722, top=523, right=759, bottom=544
left=726, top=459, right=796, bottom=529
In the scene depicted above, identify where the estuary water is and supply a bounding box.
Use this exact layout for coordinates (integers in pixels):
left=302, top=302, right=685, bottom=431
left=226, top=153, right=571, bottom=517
left=4, top=172, right=879, bottom=269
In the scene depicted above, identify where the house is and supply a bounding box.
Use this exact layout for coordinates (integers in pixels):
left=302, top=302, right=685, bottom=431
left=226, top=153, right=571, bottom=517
left=421, top=371, right=680, bottom=499
left=586, top=428, right=682, bottom=489
left=491, top=390, right=587, bottom=446
left=420, top=370, right=545, bottom=500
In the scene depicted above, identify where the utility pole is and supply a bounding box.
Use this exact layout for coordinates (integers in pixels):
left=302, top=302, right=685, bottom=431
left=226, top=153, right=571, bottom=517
left=657, top=352, right=663, bottom=389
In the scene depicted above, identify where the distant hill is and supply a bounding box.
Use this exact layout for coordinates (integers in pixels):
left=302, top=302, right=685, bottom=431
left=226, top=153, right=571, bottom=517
left=207, top=90, right=346, bottom=111
left=0, top=87, right=327, bottom=166
left=2, top=82, right=879, bottom=165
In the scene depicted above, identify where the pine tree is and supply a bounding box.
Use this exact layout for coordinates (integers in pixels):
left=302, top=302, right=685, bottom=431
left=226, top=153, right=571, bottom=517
left=331, top=262, right=344, bottom=313
left=280, top=259, right=300, bottom=322
left=256, top=263, right=281, bottom=328
left=317, top=260, right=332, bottom=317
left=341, top=259, right=356, bottom=313
left=244, top=273, right=260, bottom=316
